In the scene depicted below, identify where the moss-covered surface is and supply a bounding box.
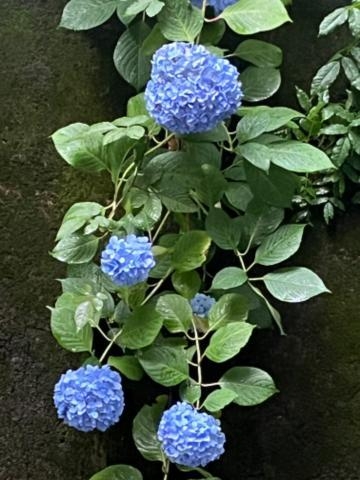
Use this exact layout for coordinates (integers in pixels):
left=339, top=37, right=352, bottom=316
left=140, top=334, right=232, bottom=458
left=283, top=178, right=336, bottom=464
left=0, top=1, right=130, bottom=478
left=1, top=1, right=360, bottom=479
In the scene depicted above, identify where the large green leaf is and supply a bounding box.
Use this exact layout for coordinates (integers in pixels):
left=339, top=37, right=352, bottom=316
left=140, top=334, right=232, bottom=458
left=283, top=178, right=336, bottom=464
left=240, top=201, right=284, bottom=249
left=205, top=208, right=242, bottom=250
left=172, top=231, right=211, bottom=272
left=268, top=141, right=334, bottom=172
left=50, top=307, right=93, bottom=353
left=234, top=39, right=282, bottom=67
left=205, top=322, right=255, bottom=363
left=60, top=0, right=117, bottom=30
left=113, top=22, right=152, bottom=91
left=156, top=294, right=193, bottom=333
left=236, top=106, right=303, bottom=143
left=220, top=0, right=291, bottom=35
left=255, top=224, right=306, bottom=266
left=51, top=234, right=99, bottom=264
left=219, top=367, right=278, bottom=406
left=241, top=66, right=281, bottom=102
left=311, top=61, right=340, bottom=95
left=244, top=162, right=299, bottom=208
left=203, top=388, right=238, bottom=412
left=171, top=271, right=201, bottom=299
left=119, top=303, right=164, bottom=349
left=132, top=396, right=167, bottom=462
left=138, top=346, right=189, bottom=386
left=158, top=0, right=203, bottom=42
left=52, top=123, right=106, bottom=172
left=108, top=355, right=144, bottom=381
left=89, top=465, right=143, bottom=480
left=211, top=267, right=247, bottom=290
left=56, top=202, right=103, bottom=240
left=263, top=267, right=330, bottom=302
left=318, top=7, right=348, bottom=36
left=208, top=293, right=249, bottom=330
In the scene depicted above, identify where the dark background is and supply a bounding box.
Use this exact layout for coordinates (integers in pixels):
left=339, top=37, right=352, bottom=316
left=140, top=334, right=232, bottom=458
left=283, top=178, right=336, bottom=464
left=1, top=1, right=359, bottom=479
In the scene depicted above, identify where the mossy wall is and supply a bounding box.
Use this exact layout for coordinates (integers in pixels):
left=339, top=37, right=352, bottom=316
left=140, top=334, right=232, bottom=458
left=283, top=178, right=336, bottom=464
left=1, top=1, right=359, bottom=479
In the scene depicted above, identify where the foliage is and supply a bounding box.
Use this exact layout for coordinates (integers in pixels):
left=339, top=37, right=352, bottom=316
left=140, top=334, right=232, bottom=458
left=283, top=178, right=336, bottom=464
left=49, top=1, right=335, bottom=479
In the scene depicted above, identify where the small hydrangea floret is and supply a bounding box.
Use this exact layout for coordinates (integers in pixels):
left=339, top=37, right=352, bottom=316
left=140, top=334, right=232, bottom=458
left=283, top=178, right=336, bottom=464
left=157, top=402, right=225, bottom=467
left=101, top=234, right=155, bottom=287
left=54, top=365, right=124, bottom=432
left=192, top=0, right=238, bottom=15
left=145, top=42, right=243, bottom=135
left=190, top=293, right=216, bottom=318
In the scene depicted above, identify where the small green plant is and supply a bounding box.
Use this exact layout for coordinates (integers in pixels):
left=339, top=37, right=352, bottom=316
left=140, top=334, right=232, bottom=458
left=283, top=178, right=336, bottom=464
left=49, top=1, right=333, bottom=479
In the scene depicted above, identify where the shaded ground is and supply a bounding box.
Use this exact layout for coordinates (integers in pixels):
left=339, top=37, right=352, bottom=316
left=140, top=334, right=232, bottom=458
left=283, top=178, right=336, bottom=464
left=1, top=1, right=359, bottom=479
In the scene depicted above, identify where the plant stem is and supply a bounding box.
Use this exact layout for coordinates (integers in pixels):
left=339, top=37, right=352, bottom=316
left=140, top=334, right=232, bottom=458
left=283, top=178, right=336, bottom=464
left=141, top=268, right=172, bottom=305
left=162, top=458, right=170, bottom=480
left=153, top=210, right=171, bottom=243
left=96, top=325, right=112, bottom=342
left=145, top=133, right=174, bottom=157
left=99, top=329, right=123, bottom=364
left=235, top=249, right=247, bottom=271
left=191, top=317, right=203, bottom=409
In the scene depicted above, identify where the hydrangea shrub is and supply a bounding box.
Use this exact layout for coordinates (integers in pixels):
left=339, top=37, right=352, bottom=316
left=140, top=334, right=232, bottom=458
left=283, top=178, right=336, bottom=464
left=49, top=0, right=335, bottom=478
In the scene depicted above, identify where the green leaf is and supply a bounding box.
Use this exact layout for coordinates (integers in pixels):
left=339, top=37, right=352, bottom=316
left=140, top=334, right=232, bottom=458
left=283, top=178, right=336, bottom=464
left=225, top=182, right=253, bottom=211
left=237, top=143, right=271, bottom=171
left=268, top=141, right=334, bottom=173
left=172, top=231, right=211, bottom=272
left=117, top=0, right=136, bottom=25
left=203, top=388, right=238, bottom=412
left=342, top=57, right=360, bottom=90
left=158, top=0, right=203, bottom=42
left=318, top=7, right=348, bottom=36
left=56, top=202, right=103, bottom=240
left=331, top=136, right=351, bottom=167
left=311, top=61, right=340, bottom=95
left=74, top=299, right=101, bottom=330
left=89, top=465, right=143, bottom=480
left=241, top=66, right=281, bottom=102
left=108, top=355, right=144, bottom=381
left=241, top=201, right=284, bottom=249
left=199, top=20, right=226, bottom=45
left=205, top=208, right=242, bottom=250
left=234, top=40, right=282, bottom=67
left=179, top=380, right=202, bottom=404
left=205, top=322, right=255, bottom=363
left=138, top=346, right=189, bottom=386
left=236, top=106, right=303, bottom=143
left=52, top=123, right=106, bottom=172
left=156, top=294, right=193, bottom=333
left=171, top=271, right=201, bottom=299
left=141, top=23, right=167, bottom=56
left=50, top=307, right=93, bottom=353
left=211, top=267, right=247, bottom=290
left=113, top=22, right=152, bottom=91
left=51, top=234, right=99, bottom=264
left=60, top=0, right=117, bottom=30
left=219, top=366, right=278, bottom=406
left=263, top=267, right=330, bottom=302
left=119, top=303, right=164, bottom=349
left=220, top=0, right=291, bottom=35
left=208, top=293, right=249, bottom=330
left=255, top=224, right=306, bottom=266
left=132, top=395, right=167, bottom=462
left=349, top=8, right=360, bottom=37
left=183, top=123, right=228, bottom=143
left=244, top=163, right=299, bottom=208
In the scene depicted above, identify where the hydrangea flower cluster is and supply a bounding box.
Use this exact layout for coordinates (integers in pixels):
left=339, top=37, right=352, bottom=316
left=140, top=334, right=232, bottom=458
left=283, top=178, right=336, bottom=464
left=191, top=293, right=216, bottom=317
left=145, top=42, right=243, bottom=134
left=157, top=402, right=226, bottom=467
left=101, top=234, right=155, bottom=287
left=192, top=0, right=238, bottom=15
left=54, top=365, right=124, bottom=432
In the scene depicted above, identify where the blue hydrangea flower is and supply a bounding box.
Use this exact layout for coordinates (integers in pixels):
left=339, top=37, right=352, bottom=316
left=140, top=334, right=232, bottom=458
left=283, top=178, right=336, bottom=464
left=192, top=0, right=238, bottom=15
left=54, top=365, right=124, bottom=432
left=157, top=402, right=225, bottom=467
left=101, top=234, right=155, bottom=287
left=145, top=42, right=243, bottom=134
left=190, top=293, right=216, bottom=318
